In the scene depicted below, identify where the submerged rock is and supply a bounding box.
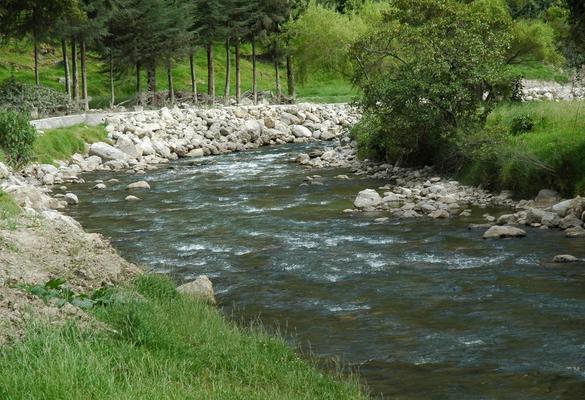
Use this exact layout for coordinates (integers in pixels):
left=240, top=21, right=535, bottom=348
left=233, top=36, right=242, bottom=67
left=552, top=254, right=581, bottom=263
left=64, top=193, right=79, bottom=205
left=127, top=181, right=151, bottom=190
left=483, top=225, right=527, bottom=239
left=354, top=189, right=382, bottom=209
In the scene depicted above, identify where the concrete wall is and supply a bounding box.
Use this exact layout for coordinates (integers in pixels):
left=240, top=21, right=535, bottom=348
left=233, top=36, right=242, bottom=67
left=30, top=113, right=109, bottom=131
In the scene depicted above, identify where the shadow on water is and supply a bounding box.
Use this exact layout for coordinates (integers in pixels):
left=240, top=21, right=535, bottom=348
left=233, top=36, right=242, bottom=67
left=65, top=143, right=585, bottom=399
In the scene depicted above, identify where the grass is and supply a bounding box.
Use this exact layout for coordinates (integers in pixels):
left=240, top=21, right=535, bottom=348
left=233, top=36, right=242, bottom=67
left=506, top=61, right=571, bottom=83
left=463, top=101, right=585, bottom=197
left=33, top=124, right=108, bottom=164
left=0, top=41, right=354, bottom=107
left=0, top=189, right=20, bottom=219
left=0, top=275, right=366, bottom=400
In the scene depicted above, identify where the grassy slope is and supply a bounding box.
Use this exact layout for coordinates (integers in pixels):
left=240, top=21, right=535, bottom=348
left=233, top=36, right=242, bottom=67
left=0, top=275, right=366, bottom=400
left=0, top=42, right=355, bottom=106
left=463, top=101, right=585, bottom=197
left=33, top=124, right=108, bottom=164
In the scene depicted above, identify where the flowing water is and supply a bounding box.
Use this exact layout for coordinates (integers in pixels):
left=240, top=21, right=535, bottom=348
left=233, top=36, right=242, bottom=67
left=65, top=144, right=585, bottom=399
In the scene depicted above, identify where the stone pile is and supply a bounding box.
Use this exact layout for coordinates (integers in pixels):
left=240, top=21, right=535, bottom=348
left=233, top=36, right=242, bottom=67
left=522, top=79, right=585, bottom=102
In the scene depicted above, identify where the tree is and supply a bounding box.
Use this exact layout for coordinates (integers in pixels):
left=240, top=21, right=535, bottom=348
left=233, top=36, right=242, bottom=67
left=193, top=0, right=228, bottom=104
left=350, top=0, right=513, bottom=167
left=0, top=0, right=79, bottom=85
left=567, top=0, right=585, bottom=67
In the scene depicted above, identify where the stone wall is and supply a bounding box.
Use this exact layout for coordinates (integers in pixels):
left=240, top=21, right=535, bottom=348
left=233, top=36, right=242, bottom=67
left=522, top=79, right=585, bottom=102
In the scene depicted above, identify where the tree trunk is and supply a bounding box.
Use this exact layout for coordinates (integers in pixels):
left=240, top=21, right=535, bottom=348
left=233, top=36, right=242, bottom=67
left=224, top=37, right=231, bottom=105
left=71, top=39, right=79, bottom=106
left=207, top=43, right=215, bottom=104
left=252, top=37, right=257, bottom=105
left=235, top=38, right=241, bottom=104
left=287, top=55, right=296, bottom=100
left=274, top=58, right=281, bottom=103
left=189, top=52, right=198, bottom=103
left=136, top=62, right=141, bottom=103
left=33, top=37, right=40, bottom=85
left=80, top=39, right=89, bottom=111
left=147, top=66, right=156, bottom=93
left=167, top=65, right=174, bottom=104
left=109, top=55, right=115, bottom=109
left=61, top=39, right=70, bottom=95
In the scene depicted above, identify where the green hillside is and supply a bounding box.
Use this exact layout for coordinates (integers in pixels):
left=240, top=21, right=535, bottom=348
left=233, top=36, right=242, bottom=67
left=0, top=41, right=356, bottom=107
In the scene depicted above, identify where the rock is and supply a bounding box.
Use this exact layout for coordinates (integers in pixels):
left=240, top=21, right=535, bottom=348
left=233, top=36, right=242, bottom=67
left=541, top=212, right=560, bottom=228
left=559, top=215, right=583, bottom=230
left=483, top=214, right=496, bottom=223
left=0, top=162, right=10, bottom=179
left=125, top=195, right=141, bottom=202
left=552, top=199, right=574, bottom=217
left=565, top=226, right=585, bottom=238
left=116, top=136, right=141, bottom=159
left=186, top=148, right=204, bottom=157
left=63, top=193, right=79, bottom=205
left=291, top=125, right=312, bottom=138
left=354, top=189, right=382, bottom=209
left=497, top=214, right=517, bottom=225
left=483, top=225, right=527, bottom=239
left=374, top=217, right=389, bottom=223
left=93, top=183, right=106, bottom=190
left=569, top=197, right=585, bottom=218
left=335, top=174, right=350, bottom=180
left=526, top=208, right=547, bottom=224
left=176, top=275, right=216, bottom=304
left=534, top=189, right=561, bottom=208
left=127, top=181, right=151, bottom=190
left=89, top=142, right=128, bottom=161
left=552, top=254, right=580, bottom=263
left=429, top=209, right=449, bottom=219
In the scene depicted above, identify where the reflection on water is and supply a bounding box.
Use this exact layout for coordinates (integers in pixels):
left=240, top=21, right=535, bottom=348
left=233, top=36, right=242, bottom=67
left=66, top=144, right=585, bottom=399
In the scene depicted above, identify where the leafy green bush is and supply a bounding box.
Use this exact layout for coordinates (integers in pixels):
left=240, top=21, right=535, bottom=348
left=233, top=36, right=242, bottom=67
left=24, top=278, right=115, bottom=309
left=510, top=113, right=535, bottom=134
left=350, top=0, right=513, bottom=167
left=0, top=77, right=73, bottom=118
left=0, top=110, right=36, bottom=166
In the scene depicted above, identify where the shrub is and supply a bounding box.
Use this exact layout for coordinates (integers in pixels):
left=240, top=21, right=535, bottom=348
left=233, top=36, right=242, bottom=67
left=510, top=113, right=535, bottom=135
left=0, top=111, right=37, bottom=166
left=0, top=77, right=73, bottom=118
left=350, top=0, right=513, bottom=167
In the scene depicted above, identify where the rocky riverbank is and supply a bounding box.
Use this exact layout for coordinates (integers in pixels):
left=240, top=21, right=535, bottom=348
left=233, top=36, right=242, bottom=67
left=294, top=129, right=585, bottom=245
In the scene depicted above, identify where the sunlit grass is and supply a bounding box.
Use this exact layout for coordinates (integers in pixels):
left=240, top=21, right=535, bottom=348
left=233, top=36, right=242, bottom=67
left=33, top=124, right=108, bottom=164
left=0, top=275, right=367, bottom=400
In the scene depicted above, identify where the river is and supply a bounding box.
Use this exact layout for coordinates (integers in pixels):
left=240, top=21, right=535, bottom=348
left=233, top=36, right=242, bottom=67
left=65, top=143, right=585, bottom=399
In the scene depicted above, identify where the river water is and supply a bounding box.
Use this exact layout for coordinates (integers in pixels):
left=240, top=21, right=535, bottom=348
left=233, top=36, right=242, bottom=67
left=65, top=144, right=585, bottom=399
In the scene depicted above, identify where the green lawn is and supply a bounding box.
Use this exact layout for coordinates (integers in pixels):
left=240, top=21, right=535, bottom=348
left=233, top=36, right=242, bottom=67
left=463, top=101, right=585, bottom=197
left=0, top=275, right=366, bottom=400
left=0, top=41, right=354, bottom=107
left=33, top=124, right=108, bottom=164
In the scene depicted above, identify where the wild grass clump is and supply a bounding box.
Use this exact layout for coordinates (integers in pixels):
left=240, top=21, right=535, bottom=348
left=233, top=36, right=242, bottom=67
left=0, top=189, right=20, bottom=218
left=0, top=110, right=37, bottom=167
left=33, top=124, right=107, bottom=164
left=463, top=101, right=585, bottom=197
left=0, top=275, right=366, bottom=400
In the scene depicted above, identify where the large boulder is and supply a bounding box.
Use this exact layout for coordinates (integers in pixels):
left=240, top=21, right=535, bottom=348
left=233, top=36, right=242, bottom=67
left=552, top=199, right=574, bottom=217
left=176, top=275, right=216, bottom=304
left=553, top=254, right=581, bottom=263
left=89, top=142, right=128, bottom=161
left=291, top=125, right=312, bottom=138
left=565, top=226, right=585, bottom=238
left=354, top=189, right=382, bottom=209
left=116, top=135, right=141, bottom=159
left=534, top=189, right=561, bottom=208
left=483, top=225, right=527, bottom=239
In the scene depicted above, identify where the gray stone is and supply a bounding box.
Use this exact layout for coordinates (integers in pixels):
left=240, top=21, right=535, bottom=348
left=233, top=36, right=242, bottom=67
left=125, top=195, right=141, bottom=202
left=64, top=193, right=79, bottom=205
left=0, top=162, right=10, bottom=179
left=559, top=215, right=583, bottom=230
left=186, top=148, right=204, bottom=157
left=552, top=254, right=580, bottom=263
left=552, top=199, right=574, bottom=217
left=89, top=142, right=128, bottom=161
left=93, top=183, right=106, bottom=190
left=127, top=181, right=151, bottom=190
left=429, top=209, right=449, bottom=219
left=354, top=189, right=382, bottom=209
left=116, top=135, right=141, bottom=159
left=534, top=189, right=561, bottom=207
left=176, top=275, right=216, bottom=304
left=541, top=212, right=560, bottom=228
left=483, top=225, right=527, bottom=239
left=565, top=226, right=585, bottom=238
left=291, top=125, right=312, bottom=138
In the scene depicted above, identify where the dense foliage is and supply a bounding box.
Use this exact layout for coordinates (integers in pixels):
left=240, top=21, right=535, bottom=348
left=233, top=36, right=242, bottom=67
left=0, top=78, right=73, bottom=117
left=0, top=110, right=37, bottom=167
left=349, top=0, right=513, bottom=168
